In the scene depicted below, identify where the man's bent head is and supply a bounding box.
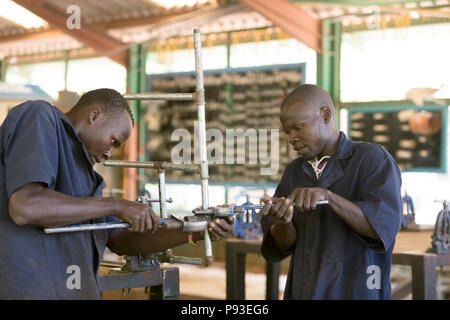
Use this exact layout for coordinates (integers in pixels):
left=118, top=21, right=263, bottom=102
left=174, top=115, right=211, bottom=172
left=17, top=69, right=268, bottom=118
left=280, top=84, right=339, bottom=160
left=66, top=88, right=133, bottom=165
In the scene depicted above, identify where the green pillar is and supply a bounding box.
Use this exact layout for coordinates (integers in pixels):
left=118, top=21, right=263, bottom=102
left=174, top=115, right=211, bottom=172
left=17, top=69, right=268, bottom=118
left=127, top=44, right=147, bottom=192
left=226, top=31, right=232, bottom=68
left=63, top=50, right=69, bottom=91
left=316, top=19, right=342, bottom=124
left=0, top=59, right=7, bottom=82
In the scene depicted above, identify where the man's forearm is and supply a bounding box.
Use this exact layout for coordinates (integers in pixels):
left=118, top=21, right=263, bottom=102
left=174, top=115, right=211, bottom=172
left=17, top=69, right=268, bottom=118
left=107, top=228, right=204, bottom=256
left=9, top=183, right=124, bottom=227
left=326, top=190, right=379, bottom=240
left=270, top=221, right=297, bottom=252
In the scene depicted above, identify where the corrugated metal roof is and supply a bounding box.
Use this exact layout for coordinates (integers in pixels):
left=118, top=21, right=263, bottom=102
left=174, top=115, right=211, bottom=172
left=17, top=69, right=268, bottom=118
left=0, top=0, right=217, bottom=38
left=45, top=0, right=170, bottom=23
left=0, top=0, right=448, bottom=59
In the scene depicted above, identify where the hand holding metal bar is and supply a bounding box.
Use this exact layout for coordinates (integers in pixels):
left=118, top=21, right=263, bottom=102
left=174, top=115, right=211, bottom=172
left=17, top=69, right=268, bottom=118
left=249, top=200, right=329, bottom=215
left=191, top=200, right=329, bottom=217
left=44, top=215, right=207, bottom=234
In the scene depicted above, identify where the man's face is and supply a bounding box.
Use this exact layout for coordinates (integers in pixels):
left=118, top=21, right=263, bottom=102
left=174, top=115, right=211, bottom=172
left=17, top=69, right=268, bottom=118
left=280, top=102, right=325, bottom=160
left=79, top=108, right=132, bottom=165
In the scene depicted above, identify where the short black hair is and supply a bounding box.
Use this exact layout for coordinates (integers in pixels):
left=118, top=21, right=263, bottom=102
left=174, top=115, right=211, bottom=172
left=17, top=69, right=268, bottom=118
left=281, top=84, right=334, bottom=116
left=70, top=88, right=134, bottom=126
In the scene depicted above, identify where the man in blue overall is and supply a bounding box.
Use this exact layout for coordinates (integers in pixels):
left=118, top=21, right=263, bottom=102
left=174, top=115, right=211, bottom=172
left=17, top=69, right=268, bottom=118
left=260, top=84, right=402, bottom=299
left=0, top=88, right=233, bottom=299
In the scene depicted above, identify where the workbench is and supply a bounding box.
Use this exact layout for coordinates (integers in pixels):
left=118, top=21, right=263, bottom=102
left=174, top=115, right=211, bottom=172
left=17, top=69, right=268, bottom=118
left=225, top=239, right=280, bottom=300
left=225, top=229, right=450, bottom=300
left=97, top=264, right=180, bottom=300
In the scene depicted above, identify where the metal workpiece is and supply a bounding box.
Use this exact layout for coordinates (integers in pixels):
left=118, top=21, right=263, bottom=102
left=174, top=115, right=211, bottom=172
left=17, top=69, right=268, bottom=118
left=44, top=201, right=330, bottom=234
left=193, top=204, right=242, bottom=217
left=136, top=197, right=173, bottom=204
left=194, top=28, right=213, bottom=266
left=44, top=222, right=131, bottom=234
left=103, top=160, right=198, bottom=173
left=158, top=170, right=168, bottom=219
left=161, top=250, right=205, bottom=266
left=43, top=216, right=207, bottom=234
left=160, top=215, right=208, bottom=233
left=123, top=92, right=195, bottom=101
left=191, top=201, right=330, bottom=217
left=121, top=250, right=205, bottom=270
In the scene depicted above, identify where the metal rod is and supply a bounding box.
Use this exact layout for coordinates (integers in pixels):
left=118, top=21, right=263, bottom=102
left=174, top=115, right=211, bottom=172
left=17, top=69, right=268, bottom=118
left=103, top=160, right=197, bottom=173
left=158, top=170, right=168, bottom=219
left=193, top=28, right=213, bottom=266
left=148, top=197, right=173, bottom=203
left=239, top=200, right=329, bottom=212
left=168, top=256, right=205, bottom=265
left=44, top=218, right=184, bottom=234
left=123, top=92, right=195, bottom=101
left=44, top=222, right=131, bottom=234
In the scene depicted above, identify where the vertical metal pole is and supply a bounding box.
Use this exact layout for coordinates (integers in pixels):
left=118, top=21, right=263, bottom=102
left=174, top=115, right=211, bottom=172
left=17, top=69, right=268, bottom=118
left=158, top=169, right=168, bottom=219
left=194, top=28, right=213, bottom=266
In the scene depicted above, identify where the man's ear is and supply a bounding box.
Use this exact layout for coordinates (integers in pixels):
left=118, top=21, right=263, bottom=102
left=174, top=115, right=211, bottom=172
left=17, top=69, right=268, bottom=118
left=320, top=106, right=331, bottom=123
left=88, top=107, right=101, bottom=125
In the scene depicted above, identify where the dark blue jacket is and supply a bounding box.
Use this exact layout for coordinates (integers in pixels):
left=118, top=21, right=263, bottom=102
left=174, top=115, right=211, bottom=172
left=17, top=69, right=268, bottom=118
left=0, top=100, right=112, bottom=299
left=261, top=132, right=402, bottom=299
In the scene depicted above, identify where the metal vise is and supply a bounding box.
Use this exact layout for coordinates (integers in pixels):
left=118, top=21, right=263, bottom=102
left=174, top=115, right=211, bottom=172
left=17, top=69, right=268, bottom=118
left=192, top=204, right=245, bottom=217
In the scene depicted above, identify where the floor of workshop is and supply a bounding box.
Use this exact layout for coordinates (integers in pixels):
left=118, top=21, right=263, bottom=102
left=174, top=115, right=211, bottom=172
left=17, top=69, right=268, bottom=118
left=177, top=262, right=287, bottom=300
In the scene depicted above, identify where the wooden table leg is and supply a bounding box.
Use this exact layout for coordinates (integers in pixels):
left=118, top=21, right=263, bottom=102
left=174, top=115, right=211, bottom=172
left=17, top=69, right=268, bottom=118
left=266, top=262, right=280, bottom=300
left=226, top=241, right=247, bottom=300
left=410, top=254, right=436, bottom=300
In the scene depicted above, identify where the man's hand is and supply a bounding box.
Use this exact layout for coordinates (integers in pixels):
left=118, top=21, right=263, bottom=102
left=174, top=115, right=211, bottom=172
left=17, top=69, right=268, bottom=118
left=260, top=197, right=293, bottom=225
left=115, top=201, right=160, bottom=233
left=208, top=216, right=234, bottom=241
left=288, top=187, right=329, bottom=212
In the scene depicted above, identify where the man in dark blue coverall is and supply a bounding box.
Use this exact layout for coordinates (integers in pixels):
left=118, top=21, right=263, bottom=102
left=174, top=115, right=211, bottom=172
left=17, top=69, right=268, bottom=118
left=260, top=84, right=402, bottom=299
left=0, top=88, right=233, bottom=299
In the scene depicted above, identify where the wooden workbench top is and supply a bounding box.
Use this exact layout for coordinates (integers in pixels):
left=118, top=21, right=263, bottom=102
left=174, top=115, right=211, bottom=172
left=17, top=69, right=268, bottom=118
left=394, top=227, right=434, bottom=254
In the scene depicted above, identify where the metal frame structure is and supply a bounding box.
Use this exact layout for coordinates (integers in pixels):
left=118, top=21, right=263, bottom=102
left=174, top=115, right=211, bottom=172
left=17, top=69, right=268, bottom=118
left=106, top=28, right=214, bottom=266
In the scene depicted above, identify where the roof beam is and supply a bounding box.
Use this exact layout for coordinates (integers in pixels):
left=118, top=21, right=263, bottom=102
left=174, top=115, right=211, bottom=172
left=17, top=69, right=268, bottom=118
left=0, top=11, right=190, bottom=44
left=12, top=0, right=128, bottom=66
left=238, top=0, right=322, bottom=53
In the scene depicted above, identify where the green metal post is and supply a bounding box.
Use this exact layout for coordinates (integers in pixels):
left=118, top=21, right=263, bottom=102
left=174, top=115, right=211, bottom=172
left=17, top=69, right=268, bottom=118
left=127, top=44, right=147, bottom=192
left=63, top=50, right=69, bottom=91
left=0, top=59, right=6, bottom=82
left=226, top=31, right=232, bottom=68
left=316, top=19, right=342, bottom=125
